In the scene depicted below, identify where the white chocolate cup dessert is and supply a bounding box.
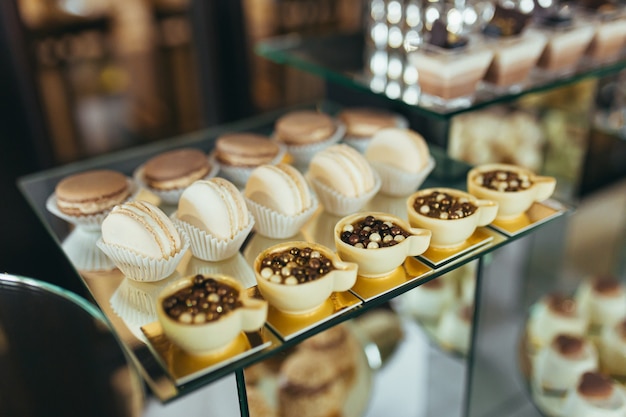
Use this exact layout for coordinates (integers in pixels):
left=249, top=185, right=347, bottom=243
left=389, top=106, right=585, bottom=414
left=406, top=188, right=498, bottom=249
left=532, top=334, right=599, bottom=396
left=527, top=293, right=589, bottom=349
left=253, top=241, right=358, bottom=315
left=562, top=372, right=626, bottom=417
left=467, top=163, right=556, bottom=221
left=334, top=212, right=431, bottom=278
left=156, top=274, right=268, bottom=356
left=576, top=276, right=626, bottom=329
left=599, top=319, right=626, bottom=377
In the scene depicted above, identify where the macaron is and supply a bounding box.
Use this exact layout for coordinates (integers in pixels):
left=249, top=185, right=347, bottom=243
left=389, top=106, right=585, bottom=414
left=308, top=144, right=376, bottom=198
left=142, top=148, right=211, bottom=190
left=338, top=107, right=400, bottom=138
left=55, top=169, right=131, bottom=216
left=101, top=200, right=182, bottom=259
left=177, top=178, right=250, bottom=240
left=215, top=133, right=281, bottom=167
left=244, top=163, right=312, bottom=216
left=274, top=110, right=336, bottom=145
left=365, top=128, right=431, bottom=174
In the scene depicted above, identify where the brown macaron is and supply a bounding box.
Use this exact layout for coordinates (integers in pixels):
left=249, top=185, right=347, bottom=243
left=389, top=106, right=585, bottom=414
left=55, top=169, right=131, bottom=216
left=142, top=148, right=210, bottom=190
left=274, top=110, right=336, bottom=145
left=215, top=133, right=281, bottom=167
left=338, top=107, right=399, bottom=138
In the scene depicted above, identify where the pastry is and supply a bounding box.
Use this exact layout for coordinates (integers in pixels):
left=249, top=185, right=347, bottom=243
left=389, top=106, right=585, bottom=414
left=174, top=178, right=254, bottom=261
left=532, top=334, right=599, bottom=396
left=527, top=293, right=589, bottom=349
left=307, top=144, right=380, bottom=216
left=436, top=303, right=473, bottom=354
left=599, top=319, right=626, bottom=377
left=561, top=372, right=626, bottom=417
left=278, top=350, right=345, bottom=417
left=365, top=127, right=435, bottom=196
left=244, top=163, right=317, bottom=238
left=338, top=107, right=406, bottom=153
left=54, top=169, right=131, bottom=217
left=576, top=275, right=626, bottom=329
left=98, top=200, right=188, bottom=281
left=406, top=188, right=498, bottom=248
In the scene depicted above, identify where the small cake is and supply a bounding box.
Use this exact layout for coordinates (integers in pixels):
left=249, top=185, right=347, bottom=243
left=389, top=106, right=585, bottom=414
left=157, top=274, right=267, bottom=356
left=436, top=303, right=473, bottom=355
left=532, top=334, right=599, bottom=396
left=135, top=148, right=214, bottom=205
left=561, top=372, right=626, bottom=417
left=244, top=163, right=317, bottom=239
left=482, top=5, right=547, bottom=90
left=334, top=212, right=431, bottom=277
left=307, top=144, right=380, bottom=216
left=98, top=200, right=188, bottom=281
left=338, top=107, right=406, bottom=153
left=253, top=242, right=358, bottom=314
left=396, top=276, right=456, bottom=322
left=576, top=275, right=626, bottom=329
left=174, top=178, right=254, bottom=261
left=274, top=110, right=343, bottom=168
left=278, top=350, right=345, bottom=417
left=599, top=319, right=626, bottom=377
left=364, top=128, right=435, bottom=196
left=213, top=133, right=284, bottom=186
left=527, top=293, right=589, bottom=349
left=406, top=188, right=498, bottom=248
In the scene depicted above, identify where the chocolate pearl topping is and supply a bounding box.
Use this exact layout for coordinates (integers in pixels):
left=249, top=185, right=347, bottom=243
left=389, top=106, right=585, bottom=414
left=162, top=275, right=242, bottom=324
left=259, top=246, right=335, bottom=285
left=340, top=215, right=410, bottom=249
left=475, top=169, right=532, bottom=192
left=413, top=191, right=477, bottom=220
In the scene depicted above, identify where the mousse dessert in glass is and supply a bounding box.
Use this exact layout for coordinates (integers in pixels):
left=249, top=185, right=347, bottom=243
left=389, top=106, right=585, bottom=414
left=579, top=0, right=626, bottom=64
left=407, top=19, right=493, bottom=109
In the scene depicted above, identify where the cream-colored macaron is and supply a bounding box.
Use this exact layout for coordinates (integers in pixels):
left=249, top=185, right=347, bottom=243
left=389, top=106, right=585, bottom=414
left=308, top=144, right=376, bottom=198
left=177, top=178, right=250, bottom=240
left=365, top=128, right=431, bottom=174
left=244, top=163, right=312, bottom=216
left=101, top=200, right=182, bottom=259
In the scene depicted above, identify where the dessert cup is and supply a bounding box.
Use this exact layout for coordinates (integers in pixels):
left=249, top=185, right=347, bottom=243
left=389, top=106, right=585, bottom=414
left=307, top=171, right=381, bottom=217
left=245, top=195, right=318, bottom=239
left=407, top=37, right=494, bottom=109
left=467, top=163, right=556, bottom=221
left=394, top=276, right=456, bottom=322
left=584, top=6, right=626, bottom=64
left=273, top=121, right=346, bottom=170
left=436, top=303, right=473, bottom=355
left=527, top=293, right=589, bottom=349
left=156, top=273, right=268, bottom=356
left=406, top=188, right=498, bottom=249
left=369, top=155, right=436, bottom=197
left=561, top=372, right=626, bottom=417
left=334, top=212, right=431, bottom=278
left=342, top=114, right=409, bottom=154
left=253, top=241, right=358, bottom=315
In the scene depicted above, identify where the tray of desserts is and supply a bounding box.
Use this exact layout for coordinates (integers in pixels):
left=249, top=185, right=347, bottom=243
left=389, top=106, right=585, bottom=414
left=520, top=275, right=626, bottom=417
left=22, top=104, right=569, bottom=401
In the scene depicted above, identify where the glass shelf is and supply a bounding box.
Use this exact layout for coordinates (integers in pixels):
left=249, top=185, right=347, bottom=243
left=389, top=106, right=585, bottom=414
left=18, top=103, right=570, bottom=403
left=256, top=31, right=626, bottom=119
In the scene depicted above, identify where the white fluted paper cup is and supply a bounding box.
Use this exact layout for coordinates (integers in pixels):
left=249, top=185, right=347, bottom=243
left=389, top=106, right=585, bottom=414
left=210, top=143, right=287, bottom=188
left=306, top=171, right=381, bottom=216
left=61, top=228, right=116, bottom=272
left=274, top=121, right=346, bottom=170
left=371, top=156, right=436, bottom=197
left=245, top=196, right=318, bottom=239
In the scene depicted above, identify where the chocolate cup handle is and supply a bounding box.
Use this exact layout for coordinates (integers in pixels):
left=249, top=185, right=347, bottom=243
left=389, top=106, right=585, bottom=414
left=239, top=297, right=268, bottom=332
left=532, top=176, right=557, bottom=202
left=331, top=261, right=359, bottom=292
left=475, top=200, right=499, bottom=226
left=406, top=228, right=432, bottom=257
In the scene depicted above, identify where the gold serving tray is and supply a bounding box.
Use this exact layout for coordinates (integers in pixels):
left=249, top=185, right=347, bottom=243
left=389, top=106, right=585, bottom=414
left=418, top=227, right=497, bottom=268
left=489, top=200, right=566, bottom=237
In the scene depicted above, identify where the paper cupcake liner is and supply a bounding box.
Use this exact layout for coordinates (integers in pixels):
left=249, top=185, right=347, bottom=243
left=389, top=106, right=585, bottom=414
left=306, top=171, right=381, bottom=216
left=61, top=228, right=116, bottom=271
left=46, top=178, right=138, bottom=232
left=109, top=276, right=178, bottom=326
left=171, top=213, right=255, bottom=262
left=96, top=232, right=190, bottom=282
left=245, top=196, right=319, bottom=239
left=186, top=253, right=257, bottom=289
left=210, top=143, right=287, bottom=188
left=273, top=121, right=346, bottom=170
left=341, top=115, right=409, bottom=154
left=133, top=157, right=219, bottom=206
left=371, top=155, right=436, bottom=197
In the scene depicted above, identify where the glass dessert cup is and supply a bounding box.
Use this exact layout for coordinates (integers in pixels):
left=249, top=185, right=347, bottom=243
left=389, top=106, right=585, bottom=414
left=466, top=163, right=556, bottom=222
left=156, top=274, right=268, bottom=356
left=584, top=7, right=626, bottom=64
left=406, top=188, right=498, bottom=249
left=482, top=29, right=548, bottom=93
left=253, top=241, right=358, bottom=315
left=333, top=212, right=431, bottom=278
left=407, top=39, right=494, bottom=110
